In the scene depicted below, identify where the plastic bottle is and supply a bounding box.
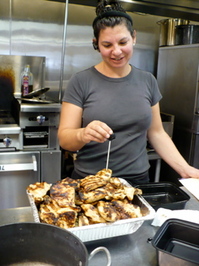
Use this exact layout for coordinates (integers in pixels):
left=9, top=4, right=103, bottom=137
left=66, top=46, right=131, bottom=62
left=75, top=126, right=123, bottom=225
left=21, top=64, right=33, bottom=97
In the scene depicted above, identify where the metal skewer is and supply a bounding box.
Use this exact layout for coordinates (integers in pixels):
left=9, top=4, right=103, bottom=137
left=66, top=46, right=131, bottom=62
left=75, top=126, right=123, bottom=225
left=105, top=133, right=115, bottom=170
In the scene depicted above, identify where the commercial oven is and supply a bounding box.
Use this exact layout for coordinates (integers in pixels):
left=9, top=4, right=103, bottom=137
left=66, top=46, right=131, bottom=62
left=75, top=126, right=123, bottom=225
left=0, top=101, right=61, bottom=210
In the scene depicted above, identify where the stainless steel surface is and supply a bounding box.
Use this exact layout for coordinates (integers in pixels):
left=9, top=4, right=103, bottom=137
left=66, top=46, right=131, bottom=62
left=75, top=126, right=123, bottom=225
left=0, top=126, right=21, bottom=149
left=157, top=18, right=189, bottom=46
left=0, top=0, right=177, bottom=102
left=70, top=0, right=199, bottom=22
left=0, top=100, right=61, bottom=210
left=41, top=150, right=62, bottom=183
left=20, top=103, right=61, bottom=113
left=0, top=55, right=45, bottom=99
left=0, top=154, right=37, bottom=171
left=59, top=0, right=69, bottom=102
left=157, top=44, right=199, bottom=168
left=0, top=188, right=198, bottom=266
left=0, top=0, right=65, bottom=102
left=0, top=151, right=40, bottom=210
left=0, top=206, right=34, bottom=225
left=0, top=1, right=199, bottom=105
left=20, top=103, right=60, bottom=150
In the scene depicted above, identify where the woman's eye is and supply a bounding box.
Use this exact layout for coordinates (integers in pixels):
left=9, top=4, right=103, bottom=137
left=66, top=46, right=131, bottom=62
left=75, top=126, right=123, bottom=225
left=120, top=41, right=127, bottom=45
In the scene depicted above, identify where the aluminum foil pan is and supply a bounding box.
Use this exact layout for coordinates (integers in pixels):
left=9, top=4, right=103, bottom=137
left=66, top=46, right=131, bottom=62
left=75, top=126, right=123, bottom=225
left=27, top=179, right=155, bottom=242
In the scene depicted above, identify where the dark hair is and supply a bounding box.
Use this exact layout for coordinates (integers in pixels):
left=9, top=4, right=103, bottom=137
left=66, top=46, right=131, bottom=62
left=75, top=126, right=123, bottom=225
left=93, top=0, right=134, bottom=48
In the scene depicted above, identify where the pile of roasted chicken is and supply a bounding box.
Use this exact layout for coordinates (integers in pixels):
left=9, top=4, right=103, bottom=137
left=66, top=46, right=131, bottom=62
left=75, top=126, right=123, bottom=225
left=27, top=169, right=143, bottom=229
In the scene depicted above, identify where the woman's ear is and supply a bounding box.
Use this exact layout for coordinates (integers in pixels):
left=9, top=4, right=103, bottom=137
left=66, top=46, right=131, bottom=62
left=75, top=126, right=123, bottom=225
left=92, top=38, right=99, bottom=51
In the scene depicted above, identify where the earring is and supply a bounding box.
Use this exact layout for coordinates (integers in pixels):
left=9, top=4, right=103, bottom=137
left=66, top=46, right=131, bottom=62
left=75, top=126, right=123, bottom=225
left=92, top=41, right=99, bottom=50
left=133, top=43, right=135, bottom=46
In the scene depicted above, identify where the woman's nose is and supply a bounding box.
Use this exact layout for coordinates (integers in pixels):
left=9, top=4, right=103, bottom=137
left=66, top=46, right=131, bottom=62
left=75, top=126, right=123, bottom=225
left=112, top=45, right=122, bottom=55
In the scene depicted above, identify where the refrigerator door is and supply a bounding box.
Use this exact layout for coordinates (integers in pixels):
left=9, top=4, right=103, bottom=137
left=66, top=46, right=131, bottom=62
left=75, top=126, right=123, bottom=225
left=157, top=44, right=199, bottom=130
left=157, top=44, right=199, bottom=165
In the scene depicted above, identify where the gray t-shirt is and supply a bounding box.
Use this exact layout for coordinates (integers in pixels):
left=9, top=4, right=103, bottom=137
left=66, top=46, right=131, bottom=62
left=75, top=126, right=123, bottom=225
left=62, top=66, right=162, bottom=179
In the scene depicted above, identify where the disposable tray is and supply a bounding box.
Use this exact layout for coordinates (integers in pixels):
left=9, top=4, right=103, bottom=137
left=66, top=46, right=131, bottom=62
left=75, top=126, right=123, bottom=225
left=136, top=182, right=190, bottom=210
left=152, top=218, right=199, bottom=266
left=27, top=179, right=155, bottom=242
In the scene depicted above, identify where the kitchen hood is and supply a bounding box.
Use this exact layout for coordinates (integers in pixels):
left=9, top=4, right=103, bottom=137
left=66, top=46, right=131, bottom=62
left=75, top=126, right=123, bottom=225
left=50, top=0, right=199, bottom=22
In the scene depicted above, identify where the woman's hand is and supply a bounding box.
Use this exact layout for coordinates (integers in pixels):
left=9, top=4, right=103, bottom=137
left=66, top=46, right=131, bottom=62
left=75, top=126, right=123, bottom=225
left=181, top=165, right=199, bottom=179
left=79, top=120, right=113, bottom=144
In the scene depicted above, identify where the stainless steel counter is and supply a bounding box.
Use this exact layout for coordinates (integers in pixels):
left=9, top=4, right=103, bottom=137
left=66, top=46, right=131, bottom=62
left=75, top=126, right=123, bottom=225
left=0, top=188, right=198, bottom=266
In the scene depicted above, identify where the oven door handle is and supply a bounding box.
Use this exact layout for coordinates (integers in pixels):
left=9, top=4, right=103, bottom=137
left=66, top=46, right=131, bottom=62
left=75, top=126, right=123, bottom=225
left=0, top=155, right=37, bottom=172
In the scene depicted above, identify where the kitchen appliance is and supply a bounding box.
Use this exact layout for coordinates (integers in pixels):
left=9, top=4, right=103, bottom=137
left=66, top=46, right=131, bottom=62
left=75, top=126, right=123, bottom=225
left=0, top=100, right=61, bottom=209
left=157, top=44, right=199, bottom=180
left=0, top=56, right=61, bottom=210
left=0, top=223, right=111, bottom=266
left=0, top=102, right=61, bottom=210
left=152, top=218, right=199, bottom=266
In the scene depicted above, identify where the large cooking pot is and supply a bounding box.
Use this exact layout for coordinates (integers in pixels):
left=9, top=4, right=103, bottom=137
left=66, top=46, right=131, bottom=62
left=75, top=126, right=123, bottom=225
left=0, top=223, right=111, bottom=266
left=175, top=24, right=199, bottom=45
left=157, top=19, right=189, bottom=46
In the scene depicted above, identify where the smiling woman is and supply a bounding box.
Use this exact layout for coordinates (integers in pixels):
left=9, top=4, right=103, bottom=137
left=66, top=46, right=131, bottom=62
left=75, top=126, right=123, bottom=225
left=58, top=0, right=199, bottom=185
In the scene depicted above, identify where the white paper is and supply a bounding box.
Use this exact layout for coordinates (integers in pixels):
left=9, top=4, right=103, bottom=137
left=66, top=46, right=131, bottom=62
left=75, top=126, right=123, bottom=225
left=180, top=178, right=199, bottom=200
left=151, top=208, right=199, bottom=227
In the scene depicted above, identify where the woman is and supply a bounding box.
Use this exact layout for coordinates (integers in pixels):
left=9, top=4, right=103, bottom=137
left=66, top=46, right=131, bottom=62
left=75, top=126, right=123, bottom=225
left=58, top=0, right=199, bottom=185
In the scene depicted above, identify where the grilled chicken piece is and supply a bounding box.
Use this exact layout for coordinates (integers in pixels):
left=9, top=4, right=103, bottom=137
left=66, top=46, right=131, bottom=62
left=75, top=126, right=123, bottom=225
left=39, top=195, right=79, bottom=228
left=75, top=193, right=84, bottom=205
left=123, top=186, right=136, bottom=201
left=56, top=207, right=78, bottom=228
left=104, top=183, right=126, bottom=201
left=60, top=177, right=80, bottom=190
left=39, top=195, right=60, bottom=224
left=134, top=188, right=142, bottom=195
left=79, top=187, right=107, bottom=203
left=112, top=200, right=142, bottom=219
left=50, top=182, right=76, bottom=208
left=95, top=168, right=112, bottom=181
left=80, top=175, right=108, bottom=192
left=78, top=214, right=90, bottom=226
left=97, top=201, right=118, bottom=222
left=81, top=204, right=106, bottom=224
left=27, top=182, right=51, bottom=204
left=109, top=177, right=122, bottom=188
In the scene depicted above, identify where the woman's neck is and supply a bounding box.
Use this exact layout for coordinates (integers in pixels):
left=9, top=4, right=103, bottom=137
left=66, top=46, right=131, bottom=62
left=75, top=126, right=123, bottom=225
left=95, top=62, right=132, bottom=78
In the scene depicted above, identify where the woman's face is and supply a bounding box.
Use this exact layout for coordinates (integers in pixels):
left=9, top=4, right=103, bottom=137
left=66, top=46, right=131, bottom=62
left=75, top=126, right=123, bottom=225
left=98, top=24, right=136, bottom=69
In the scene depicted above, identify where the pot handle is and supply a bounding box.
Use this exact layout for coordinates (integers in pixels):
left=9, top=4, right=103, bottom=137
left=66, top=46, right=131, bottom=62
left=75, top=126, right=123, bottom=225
left=88, top=246, right=111, bottom=266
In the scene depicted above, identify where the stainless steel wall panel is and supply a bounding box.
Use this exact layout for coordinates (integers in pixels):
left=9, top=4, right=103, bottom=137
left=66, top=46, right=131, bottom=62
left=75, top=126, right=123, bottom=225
left=0, top=0, right=66, bottom=102
left=0, top=55, right=45, bottom=98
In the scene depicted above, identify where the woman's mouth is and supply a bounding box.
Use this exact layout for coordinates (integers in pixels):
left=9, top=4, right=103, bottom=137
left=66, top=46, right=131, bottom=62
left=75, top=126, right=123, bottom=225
left=111, top=57, right=124, bottom=61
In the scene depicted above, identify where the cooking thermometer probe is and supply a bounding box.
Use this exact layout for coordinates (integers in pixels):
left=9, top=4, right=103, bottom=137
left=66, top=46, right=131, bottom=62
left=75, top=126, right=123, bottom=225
left=106, top=133, right=115, bottom=170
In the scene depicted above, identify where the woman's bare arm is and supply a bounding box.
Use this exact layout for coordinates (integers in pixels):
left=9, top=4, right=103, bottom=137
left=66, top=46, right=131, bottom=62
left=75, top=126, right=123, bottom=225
left=147, top=103, right=199, bottom=179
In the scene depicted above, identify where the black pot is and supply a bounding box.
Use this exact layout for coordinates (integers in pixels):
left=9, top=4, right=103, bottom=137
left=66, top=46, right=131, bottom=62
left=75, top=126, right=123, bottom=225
left=0, top=223, right=111, bottom=266
left=175, top=24, right=199, bottom=45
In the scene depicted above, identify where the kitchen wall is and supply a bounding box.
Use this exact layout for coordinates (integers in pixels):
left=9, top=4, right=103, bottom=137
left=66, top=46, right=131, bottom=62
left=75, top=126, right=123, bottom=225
left=0, top=0, right=198, bottom=102
left=0, top=0, right=169, bottom=102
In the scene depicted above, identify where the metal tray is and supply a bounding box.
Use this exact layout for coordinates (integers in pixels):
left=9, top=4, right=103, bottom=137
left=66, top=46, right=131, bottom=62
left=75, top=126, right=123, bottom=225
left=23, top=87, right=50, bottom=98
left=27, top=179, right=155, bottom=242
left=136, top=182, right=190, bottom=210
